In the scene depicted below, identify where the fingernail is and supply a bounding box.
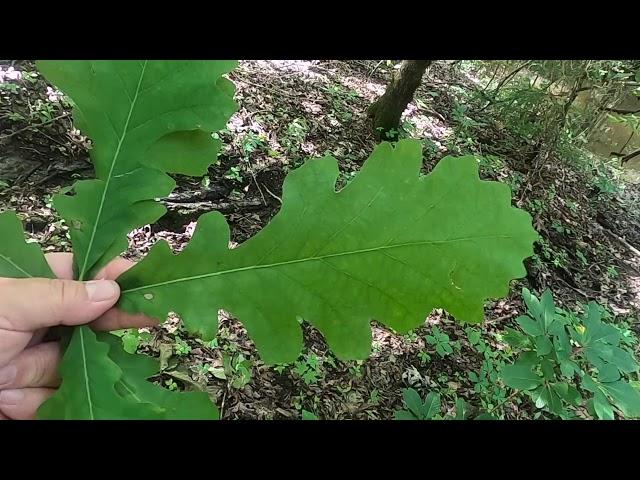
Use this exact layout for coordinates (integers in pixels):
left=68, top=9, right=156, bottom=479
left=0, top=364, right=17, bottom=387
left=85, top=280, right=120, bottom=302
left=0, top=389, right=23, bottom=405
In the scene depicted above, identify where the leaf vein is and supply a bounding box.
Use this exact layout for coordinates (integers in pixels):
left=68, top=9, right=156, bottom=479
left=123, top=234, right=512, bottom=293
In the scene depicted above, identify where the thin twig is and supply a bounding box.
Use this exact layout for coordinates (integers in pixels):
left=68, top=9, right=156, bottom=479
left=34, top=129, right=70, bottom=149
left=557, top=278, right=592, bottom=300
left=229, top=74, right=328, bottom=105
left=478, top=60, right=534, bottom=112
left=244, top=157, right=267, bottom=206
left=251, top=170, right=267, bottom=206
left=0, top=112, right=71, bottom=141
left=487, top=391, right=521, bottom=416
left=597, top=222, right=640, bottom=257
left=262, top=183, right=283, bottom=204
left=220, top=389, right=228, bottom=419
left=485, top=312, right=518, bottom=325
left=417, top=106, right=447, bottom=123
left=369, top=60, right=384, bottom=77
left=604, top=107, right=640, bottom=115
left=16, top=162, right=43, bottom=184
left=493, top=60, right=534, bottom=95
left=32, top=164, right=93, bottom=187
left=482, top=64, right=500, bottom=92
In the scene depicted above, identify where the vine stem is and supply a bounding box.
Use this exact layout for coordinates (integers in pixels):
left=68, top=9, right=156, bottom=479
left=486, top=390, right=520, bottom=416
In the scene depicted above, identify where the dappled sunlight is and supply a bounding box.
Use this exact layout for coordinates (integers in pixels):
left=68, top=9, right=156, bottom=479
left=333, top=73, right=386, bottom=103
left=624, top=157, right=640, bottom=183
left=2, top=59, right=640, bottom=420
left=625, top=276, right=640, bottom=310
left=401, top=105, right=453, bottom=144
left=0, top=65, right=22, bottom=82
left=224, top=60, right=378, bottom=180
left=253, top=60, right=329, bottom=81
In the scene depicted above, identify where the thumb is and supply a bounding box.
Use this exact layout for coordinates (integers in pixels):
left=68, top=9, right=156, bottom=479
left=0, top=277, right=121, bottom=332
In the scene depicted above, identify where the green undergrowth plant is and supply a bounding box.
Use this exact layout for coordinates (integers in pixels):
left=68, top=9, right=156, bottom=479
left=0, top=60, right=538, bottom=419
left=501, top=288, right=640, bottom=419
left=466, top=327, right=512, bottom=414
left=221, top=352, right=253, bottom=390
left=425, top=326, right=461, bottom=358
left=293, top=353, right=325, bottom=385
left=394, top=388, right=470, bottom=420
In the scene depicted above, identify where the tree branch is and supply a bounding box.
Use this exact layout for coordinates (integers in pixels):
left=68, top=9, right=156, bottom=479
left=620, top=148, right=640, bottom=164
left=605, top=107, right=640, bottom=115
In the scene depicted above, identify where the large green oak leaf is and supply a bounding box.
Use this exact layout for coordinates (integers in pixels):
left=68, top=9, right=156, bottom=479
left=119, top=139, right=538, bottom=364
left=0, top=212, right=55, bottom=279
left=36, top=60, right=237, bottom=280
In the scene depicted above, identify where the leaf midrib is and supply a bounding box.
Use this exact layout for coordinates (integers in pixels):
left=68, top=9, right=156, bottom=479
left=0, top=253, right=34, bottom=278
left=78, top=60, right=149, bottom=281
left=123, top=234, right=513, bottom=293
left=78, top=327, right=95, bottom=420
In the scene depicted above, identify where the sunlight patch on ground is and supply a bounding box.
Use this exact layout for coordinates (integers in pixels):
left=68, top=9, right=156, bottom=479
left=624, top=276, right=640, bottom=310
left=334, top=75, right=385, bottom=103
left=401, top=104, right=453, bottom=148
left=255, top=60, right=329, bottom=81
left=0, top=66, right=22, bottom=82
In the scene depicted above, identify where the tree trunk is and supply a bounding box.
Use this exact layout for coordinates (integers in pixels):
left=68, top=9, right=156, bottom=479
left=368, top=60, right=432, bottom=140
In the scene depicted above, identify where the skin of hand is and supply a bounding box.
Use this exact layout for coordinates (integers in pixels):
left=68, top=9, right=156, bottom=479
left=0, top=252, right=155, bottom=420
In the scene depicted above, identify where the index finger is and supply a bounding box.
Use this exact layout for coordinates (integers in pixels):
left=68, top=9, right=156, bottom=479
left=93, top=257, right=160, bottom=331
left=95, top=257, right=138, bottom=281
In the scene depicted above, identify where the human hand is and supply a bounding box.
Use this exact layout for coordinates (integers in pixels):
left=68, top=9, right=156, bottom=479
left=0, top=253, right=155, bottom=419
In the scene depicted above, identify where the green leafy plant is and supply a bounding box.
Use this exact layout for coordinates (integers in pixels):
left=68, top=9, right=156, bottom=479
left=394, top=388, right=442, bottom=420
left=222, top=352, right=253, bottom=390
left=551, top=220, right=566, bottom=234
left=464, top=327, right=512, bottom=412
left=294, top=353, right=323, bottom=385
left=240, top=131, right=267, bottom=156
left=576, top=250, right=588, bottom=267
left=394, top=388, right=470, bottom=420
left=326, top=84, right=358, bottom=123
left=174, top=337, right=192, bottom=356
left=453, top=397, right=471, bottom=420
left=404, top=329, right=419, bottom=343
left=593, top=173, right=620, bottom=195
left=501, top=288, right=640, bottom=419
left=111, top=328, right=152, bottom=354
left=348, top=360, right=364, bottom=378
left=452, top=103, right=485, bottom=135
left=469, top=358, right=509, bottom=412
left=422, top=139, right=440, bottom=160
left=418, top=351, right=432, bottom=364
left=224, top=166, right=243, bottom=182
left=282, top=118, right=308, bottom=155
left=466, top=328, right=481, bottom=346
left=425, top=326, right=458, bottom=358
left=0, top=60, right=538, bottom=419
left=302, top=409, right=319, bottom=420
left=272, top=363, right=289, bottom=374
left=165, top=379, right=178, bottom=391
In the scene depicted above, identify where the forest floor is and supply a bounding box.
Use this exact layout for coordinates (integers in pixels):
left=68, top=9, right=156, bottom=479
left=1, top=60, right=639, bottom=419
